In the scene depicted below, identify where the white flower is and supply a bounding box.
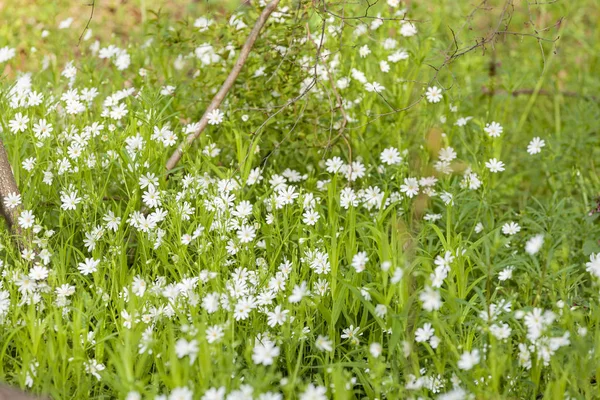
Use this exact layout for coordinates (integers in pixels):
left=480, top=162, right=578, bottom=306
left=0, top=46, right=16, bottom=63
left=426, top=86, right=443, bottom=103
left=60, top=189, right=82, bottom=211
left=300, top=384, right=327, bottom=400
left=169, top=387, right=194, bottom=400
left=18, top=210, right=35, bottom=229
left=252, top=339, right=280, bottom=366
left=400, top=177, right=419, bottom=198
left=484, top=121, right=503, bottom=138
left=498, top=266, right=514, bottom=281
left=315, top=335, right=333, bottom=352
left=237, top=224, right=256, bottom=243
left=206, top=325, right=224, bottom=344
left=485, top=158, right=505, bottom=173
left=84, top=359, right=105, bottom=380
left=351, top=251, right=368, bottom=273
left=527, top=137, right=545, bottom=155
left=415, top=323, right=434, bottom=343
left=438, top=146, right=456, bottom=162
left=525, top=234, right=544, bottom=255
left=502, top=222, right=521, bottom=235
left=369, top=342, right=382, bottom=357
left=419, top=286, right=442, bottom=312
left=175, top=338, right=199, bottom=364
left=266, top=305, right=289, bottom=327
left=207, top=109, right=224, bottom=125
left=380, top=147, right=402, bottom=165
left=586, top=253, right=600, bottom=279
left=400, top=22, right=417, bottom=37
left=490, top=323, right=512, bottom=340
left=78, top=258, right=100, bottom=275
left=3, top=192, right=21, bottom=209
left=458, top=349, right=480, bottom=370
left=365, top=82, right=385, bottom=92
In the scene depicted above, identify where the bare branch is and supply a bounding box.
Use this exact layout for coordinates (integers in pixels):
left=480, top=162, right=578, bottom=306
left=165, top=0, right=281, bottom=172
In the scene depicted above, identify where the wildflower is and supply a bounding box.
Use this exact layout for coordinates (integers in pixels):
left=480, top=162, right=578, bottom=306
left=525, top=234, right=544, bottom=255
left=237, top=224, right=256, bottom=243
left=502, top=222, right=521, bottom=235
left=18, top=210, right=35, bottom=229
left=169, top=387, right=194, bottom=400
left=300, top=384, right=327, bottom=400
left=3, top=192, right=21, bottom=209
left=351, top=251, right=368, bottom=273
left=60, top=189, right=82, bottom=210
left=498, top=266, right=514, bottom=281
left=485, top=158, right=505, bottom=173
left=202, top=387, right=225, bottom=400
left=175, top=338, right=199, bottom=364
left=438, top=146, right=457, bottom=162
left=419, top=286, right=442, bottom=312
left=341, top=325, right=362, bottom=345
left=302, top=209, right=320, bottom=226
left=369, top=342, right=382, bottom=357
left=9, top=112, right=30, bottom=133
left=391, top=268, right=404, bottom=284
left=400, top=22, right=418, bottom=37
left=426, top=86, right=443, bottom=103
left=78, top=258, right=100, bottom=275
left=365, top=82, right=385, bottom=92
left=315, top=335, right=333, bottom=352
left=207, top=109, right=224, bottom=125
left=415, top=323, right=434, bottom=343
left=400, top=177, right=419, bottom=198
left=359, top=45, right=371, bottom=57
left=380, top=147, right=402, bottom=165
left=0, top=46, right=16, bottom=63
left=84, top=359, right=105, bottom=380
left=484, top=121, right=503, bottom=137
left=289, top=281, right=309, bottom=303
left=206, top=325, right=224, bottom=344
left=252, top=339, right=280, bottom=366
left=458, top=349, right=480, bottom=370
left=266, top=305, right=289, bottom=327
left=490, top=323, right=512, bottom=340
left=527, top=137, right=545, bottom=155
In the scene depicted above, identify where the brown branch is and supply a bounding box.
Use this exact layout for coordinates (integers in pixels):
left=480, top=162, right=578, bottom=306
left=0, top=140, right=25, bottom=245
left=0, top=142, right=19, bottom=230
left=165, top=0, right=281, bottom=172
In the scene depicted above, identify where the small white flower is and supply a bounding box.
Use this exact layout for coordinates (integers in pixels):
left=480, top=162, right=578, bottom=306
left=485, top=158, right=505, bottom=173
left=252, top=339, right=280, bottom=366
left=369, top=342, right=382, bottom=357
left=527, top=137, right=545, bottom=155
left=502, top=222, right=521, bottom=235
left=458, top=349, right=480, bottom=370
left=78, top=258, right=100, bottom=275
left=425, top=86, right=443, bottom=103
left=380, top=147, right=402, bottom=165
left=484, top=121, right=503, bottom=138
left=207, top=109, right=224, bottom=125
left=525, top=234, right=544, bottom=255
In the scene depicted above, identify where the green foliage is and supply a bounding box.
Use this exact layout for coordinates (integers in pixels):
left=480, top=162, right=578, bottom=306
left=0, top=0, right=599, bottom=399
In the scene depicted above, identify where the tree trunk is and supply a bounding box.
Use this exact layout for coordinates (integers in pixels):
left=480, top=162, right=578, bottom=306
left=0, top=139, right=23, bottom=239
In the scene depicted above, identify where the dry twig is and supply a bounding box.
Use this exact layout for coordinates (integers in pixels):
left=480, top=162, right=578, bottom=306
left=165, top=0, right=281, bottom=172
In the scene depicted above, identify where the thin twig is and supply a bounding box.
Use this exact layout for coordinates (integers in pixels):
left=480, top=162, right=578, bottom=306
left=78, top=0, right=96, bottom=46
left=165, top=0, right=281, bottom=172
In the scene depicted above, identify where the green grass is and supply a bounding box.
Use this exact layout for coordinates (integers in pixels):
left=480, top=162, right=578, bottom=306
left=1, top=0, right=600, bottom=399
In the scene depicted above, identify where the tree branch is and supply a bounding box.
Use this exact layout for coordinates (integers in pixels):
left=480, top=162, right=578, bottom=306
left=165, top=0, right=281, bottom=172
